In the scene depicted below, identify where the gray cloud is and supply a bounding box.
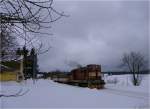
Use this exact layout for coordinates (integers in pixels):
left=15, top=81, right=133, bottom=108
left=38, top=1, right=149, bottom=72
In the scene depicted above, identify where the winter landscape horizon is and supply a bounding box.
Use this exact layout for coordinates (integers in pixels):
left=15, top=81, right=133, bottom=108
left=0, top=0, right=149, bottom=109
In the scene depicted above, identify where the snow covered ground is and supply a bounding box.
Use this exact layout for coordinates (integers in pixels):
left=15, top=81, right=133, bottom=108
left=0, top=74, right=150, bottom=108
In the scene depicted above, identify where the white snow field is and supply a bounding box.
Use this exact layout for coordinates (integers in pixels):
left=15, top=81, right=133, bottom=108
left=0, top=74, right=150, bottom=108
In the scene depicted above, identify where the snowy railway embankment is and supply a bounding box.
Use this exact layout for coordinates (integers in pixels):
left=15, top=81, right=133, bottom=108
left=0, top=74, right=149, bottom=108
left=103, top=74, right=150, bottom=101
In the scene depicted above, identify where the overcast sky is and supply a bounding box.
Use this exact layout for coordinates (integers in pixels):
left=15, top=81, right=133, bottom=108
left=38, top=0, right=149, bottom=72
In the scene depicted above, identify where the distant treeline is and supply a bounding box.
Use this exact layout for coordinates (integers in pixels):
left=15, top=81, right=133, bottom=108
left=102, top=70, right=150, bottom=75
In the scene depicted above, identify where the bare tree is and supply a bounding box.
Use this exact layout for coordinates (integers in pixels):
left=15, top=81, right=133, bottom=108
left=0, top=25, right=19, bottom=61
left=0, top=0, right=66, bottom=33
left=0, top=0, right=67, bottom=80
left=0, top=0, right=67, bottom=59
left=121, top=52, right=147, bottom=86
left=0, top=0, right=66, bottom=96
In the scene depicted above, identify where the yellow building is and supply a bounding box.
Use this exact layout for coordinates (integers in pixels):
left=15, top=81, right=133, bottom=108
left=0, top=70, right=22, bottom=82
left=0, top=61, right=23, bottom=82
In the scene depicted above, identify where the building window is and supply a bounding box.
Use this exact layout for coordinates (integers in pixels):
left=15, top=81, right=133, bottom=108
left=89, top=72, right=96, bottom=77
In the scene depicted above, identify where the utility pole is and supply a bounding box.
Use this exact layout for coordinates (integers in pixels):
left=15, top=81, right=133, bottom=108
left=32, top=54, right=36, bottom=84
left=20, top=55, right=25, bottom=80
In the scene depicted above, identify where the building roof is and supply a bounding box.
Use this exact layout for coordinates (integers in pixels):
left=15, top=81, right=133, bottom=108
left=0, top=64, right=15, bottom=72
left=1, top=60, right=20, bottom=72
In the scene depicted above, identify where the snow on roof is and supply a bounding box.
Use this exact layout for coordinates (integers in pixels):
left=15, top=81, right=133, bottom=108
left=0, top=64, right=10, bottom=69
